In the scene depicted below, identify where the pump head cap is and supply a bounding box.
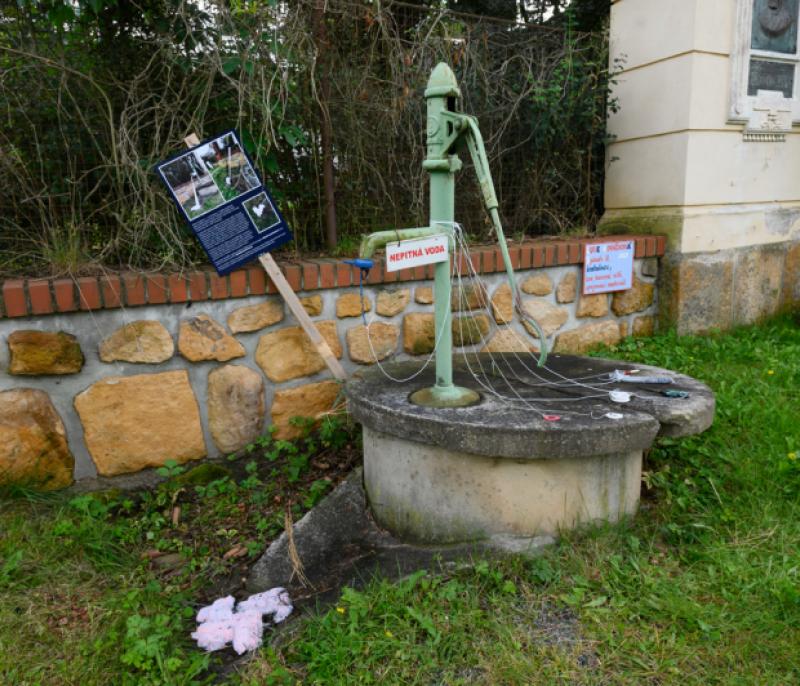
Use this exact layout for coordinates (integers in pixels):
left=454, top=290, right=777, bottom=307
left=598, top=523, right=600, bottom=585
left=424, top=62, right=462, bottom=99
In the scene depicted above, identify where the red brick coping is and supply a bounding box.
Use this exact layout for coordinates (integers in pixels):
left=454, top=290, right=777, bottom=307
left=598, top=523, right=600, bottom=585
left=0, top=235, right=665, bottom=318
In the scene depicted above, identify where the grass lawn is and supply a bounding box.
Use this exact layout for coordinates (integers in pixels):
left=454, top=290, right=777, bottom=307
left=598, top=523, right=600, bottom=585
left=2, top=318, right=800, bottom=684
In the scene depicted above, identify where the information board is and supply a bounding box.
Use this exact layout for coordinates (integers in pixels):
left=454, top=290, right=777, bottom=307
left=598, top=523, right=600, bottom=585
left=583, top=240, right=634, bottom=295
left=156, top=130, right=292, bottom=275
left=385, top=234, right=449, bottom=272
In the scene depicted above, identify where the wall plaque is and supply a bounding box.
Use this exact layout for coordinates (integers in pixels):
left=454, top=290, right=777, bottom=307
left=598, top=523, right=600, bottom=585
left=752, top=0, right=798, bottom=53
left=748, top=59, right=795, bottom=96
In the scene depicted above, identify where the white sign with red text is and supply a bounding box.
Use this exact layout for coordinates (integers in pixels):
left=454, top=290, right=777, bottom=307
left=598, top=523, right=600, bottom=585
left=583, top=240, right=634, bottom=295
left=385, top=234, right=449, bottom=272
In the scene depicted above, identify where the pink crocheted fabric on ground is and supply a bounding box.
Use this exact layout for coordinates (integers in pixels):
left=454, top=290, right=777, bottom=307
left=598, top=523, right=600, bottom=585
left=191, top=587, right=293, bottom=654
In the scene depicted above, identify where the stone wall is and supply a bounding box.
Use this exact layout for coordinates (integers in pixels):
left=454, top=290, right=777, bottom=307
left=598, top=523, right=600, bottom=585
left=0, top=236, right=664, bottom=491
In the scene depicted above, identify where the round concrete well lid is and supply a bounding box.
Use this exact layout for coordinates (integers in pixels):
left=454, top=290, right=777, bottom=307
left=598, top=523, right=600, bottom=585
left=345, top=354, right=715, bottom=460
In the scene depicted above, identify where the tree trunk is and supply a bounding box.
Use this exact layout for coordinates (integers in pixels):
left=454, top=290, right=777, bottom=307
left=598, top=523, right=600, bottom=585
left=313, top=1, right=338, bottom=251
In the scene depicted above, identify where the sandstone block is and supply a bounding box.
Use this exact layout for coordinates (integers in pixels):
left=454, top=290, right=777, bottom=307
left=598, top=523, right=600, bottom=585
left=521, top=274, right=553, bottom=296
left=99, top=320, right=174, bottom=364
left=491, top=284, right=513, bottom=324
left=480, top=328, right=538, bottom=354
left=556, top=272, right=578, bottom=303
left=0, top=389, right=73, bottom=490
left=337, top=293, right=371, bottom=318
left=452, top=282, right=487, bottom=311
left=376, top=288, right=410, bottom=317
left=553, top=321, right=621, bottom=354
left=520, top=300, right=569, bottom=338
left=734, top=246, right=783, bottom=325
left=300, top=295, right=323, bottom=316
left=611, top=276, right=654, bottom=316
left=208, top=365, right=265, bottom=454
left=227, top=300, right=284, bottom=334
left=660, top=253, right=733, bottom=335
left=8, top=331, right=83, bottom=375
left=415, top=287, right=434, bottom=304
left=619, top=321, right=629, bottom=338
left=577, top=293, right=609, bottom=318
left=74, top=370, right=206, bottom=477
left=403, top=313, right=435, bottom=355
left=632, top=315, right=655, bottom=337
left=346, top=323, right=399, bottom=364
left=255, top=321, right=342, bottom=382
left=452, top=314, right=491, bottom=347
left=270, top=380, right=342, bottom=440
left=178, top=315, right=245, bottom=362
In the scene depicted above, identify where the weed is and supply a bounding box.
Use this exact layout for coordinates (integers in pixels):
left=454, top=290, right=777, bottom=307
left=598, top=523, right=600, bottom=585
left=0, top=416, right=359, bottom=684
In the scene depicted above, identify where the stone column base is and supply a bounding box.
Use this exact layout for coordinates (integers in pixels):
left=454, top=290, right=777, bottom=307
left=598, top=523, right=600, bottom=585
left=600, top=205, right=800, bottom=334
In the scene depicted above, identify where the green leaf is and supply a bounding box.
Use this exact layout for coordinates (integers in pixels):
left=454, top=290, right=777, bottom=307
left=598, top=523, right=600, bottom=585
left=405, top=606, right=440, bottom=643
left=47, top=2, right=76, bottom=24
left=222, top=57, right=241, bottom=75
left=584, top=595, right=608, bottom=608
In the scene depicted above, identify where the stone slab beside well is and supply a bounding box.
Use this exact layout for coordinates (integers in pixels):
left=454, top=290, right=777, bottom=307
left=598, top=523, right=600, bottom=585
left=248, top=468, right=554, bottom=596
left=346, top=354, right=714, bottom=544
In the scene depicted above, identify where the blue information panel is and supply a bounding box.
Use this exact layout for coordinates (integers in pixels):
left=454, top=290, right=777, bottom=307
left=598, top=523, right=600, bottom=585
left=156, top=130, right=292, bottom=275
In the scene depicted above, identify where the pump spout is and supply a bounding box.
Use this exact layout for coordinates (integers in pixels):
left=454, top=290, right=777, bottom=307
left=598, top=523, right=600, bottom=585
left=359, top=226, right=444, bottom=260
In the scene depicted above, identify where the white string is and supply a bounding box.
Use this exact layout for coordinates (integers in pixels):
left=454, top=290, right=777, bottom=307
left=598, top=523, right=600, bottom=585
left=448, top=227, right=605, bottom=418
left=450, top=224, right=619, bottom=393
left=448, top=224, right=627, bottom=416
left=355, top=221, right=637, bottom=419
left=362, top=271, right=449, bottom=384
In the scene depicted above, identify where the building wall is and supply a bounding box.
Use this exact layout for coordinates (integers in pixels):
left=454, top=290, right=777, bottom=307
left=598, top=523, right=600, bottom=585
left=602, top=0, right=800, bottom=332
left=0, top=237, right=663, bottom=491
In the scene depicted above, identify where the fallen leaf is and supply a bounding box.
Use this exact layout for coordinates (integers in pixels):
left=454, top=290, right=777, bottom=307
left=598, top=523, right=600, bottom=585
left=223, top=545, right=248, bottom=560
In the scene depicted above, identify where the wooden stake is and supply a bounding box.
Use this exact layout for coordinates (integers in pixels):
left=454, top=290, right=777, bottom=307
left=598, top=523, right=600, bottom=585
left=184, top=133, right=346, bottom=381
left=258, top=254, right=346, bottom=380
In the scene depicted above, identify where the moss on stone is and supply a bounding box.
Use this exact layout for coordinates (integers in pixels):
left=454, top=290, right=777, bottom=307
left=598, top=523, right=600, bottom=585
left=174, top=462, right=232, bottom=486
left=452, top=315, right=490, bottom=347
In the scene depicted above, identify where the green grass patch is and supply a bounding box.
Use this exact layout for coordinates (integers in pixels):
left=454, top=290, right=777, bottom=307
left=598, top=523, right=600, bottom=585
left=2, top=320, right=800, bottom=684
left=244, top=317, right=800, bottom=685
left=0, top=415, right=358, bottom=685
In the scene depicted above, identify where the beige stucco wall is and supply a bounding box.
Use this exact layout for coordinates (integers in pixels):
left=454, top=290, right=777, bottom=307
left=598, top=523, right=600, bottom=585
left=605, top=0, right=800, bottom=227
left=603, top=0, right=800, bottom=331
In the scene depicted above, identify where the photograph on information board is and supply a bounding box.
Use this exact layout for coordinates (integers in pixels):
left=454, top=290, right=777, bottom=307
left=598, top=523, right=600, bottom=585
left=156, top=130, right=292, bottom=275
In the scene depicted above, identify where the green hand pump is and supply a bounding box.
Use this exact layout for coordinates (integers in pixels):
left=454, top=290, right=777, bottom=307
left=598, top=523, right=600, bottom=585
left=358, top=63, right=547, bottom=408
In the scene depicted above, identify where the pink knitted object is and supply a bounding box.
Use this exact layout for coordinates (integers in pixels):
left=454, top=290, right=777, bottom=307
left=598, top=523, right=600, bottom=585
left=191, top=588, right=293, bottom=654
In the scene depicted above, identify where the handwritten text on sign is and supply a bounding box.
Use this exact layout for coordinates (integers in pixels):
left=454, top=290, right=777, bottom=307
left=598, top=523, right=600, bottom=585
left=583, top=241, right=634, bottom=295
left=385, top=234, right=449, bottom=272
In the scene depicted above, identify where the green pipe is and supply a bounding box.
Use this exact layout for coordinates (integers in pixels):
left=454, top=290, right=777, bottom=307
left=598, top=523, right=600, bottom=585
left=359, top=227, right=440, bottom=260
